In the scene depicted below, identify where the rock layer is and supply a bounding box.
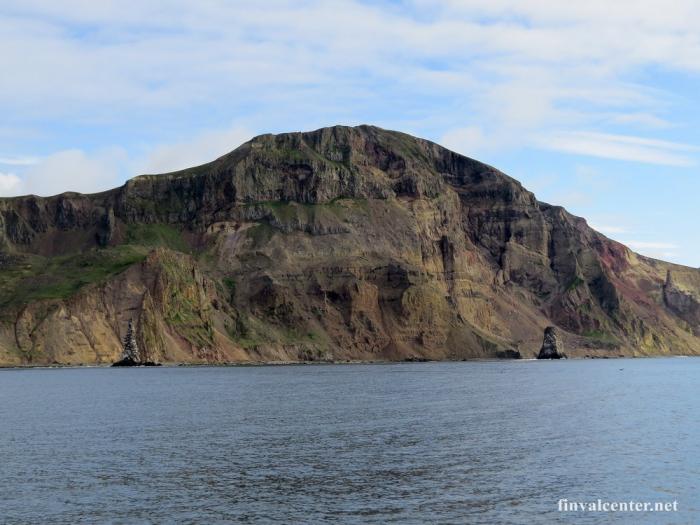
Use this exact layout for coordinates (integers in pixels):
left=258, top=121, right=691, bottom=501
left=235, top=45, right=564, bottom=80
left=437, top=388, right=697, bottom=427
left=1, top=125, right=699, bottom=365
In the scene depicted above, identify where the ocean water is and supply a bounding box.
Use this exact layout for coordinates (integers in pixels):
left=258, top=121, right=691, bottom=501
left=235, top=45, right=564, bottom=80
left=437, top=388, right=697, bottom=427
left=1, top=359, right=698, bottom=524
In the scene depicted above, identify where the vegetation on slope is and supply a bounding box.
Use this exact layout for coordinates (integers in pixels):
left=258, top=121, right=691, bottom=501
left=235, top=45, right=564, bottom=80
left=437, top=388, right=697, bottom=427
left=0, top=224, right=188, bottom=310
left=0, top=246, right=147, bottom=308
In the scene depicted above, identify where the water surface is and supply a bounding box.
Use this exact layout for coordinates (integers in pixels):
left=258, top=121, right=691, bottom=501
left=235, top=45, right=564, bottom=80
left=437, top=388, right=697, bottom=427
left=1, top=359, right=699, bottom=524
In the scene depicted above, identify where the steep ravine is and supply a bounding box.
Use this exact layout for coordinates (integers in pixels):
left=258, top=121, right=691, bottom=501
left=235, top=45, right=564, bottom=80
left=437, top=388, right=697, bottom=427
left=1, top=125, right=699, bottom=365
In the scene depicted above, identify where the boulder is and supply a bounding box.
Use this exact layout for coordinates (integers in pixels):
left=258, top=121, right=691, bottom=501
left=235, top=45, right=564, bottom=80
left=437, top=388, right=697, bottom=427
left=111, top=356, right=139, bottom=367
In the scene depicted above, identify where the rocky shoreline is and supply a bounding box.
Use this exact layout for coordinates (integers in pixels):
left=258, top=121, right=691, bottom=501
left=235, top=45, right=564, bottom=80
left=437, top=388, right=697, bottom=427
left=2, top=353, right=693, bottom=370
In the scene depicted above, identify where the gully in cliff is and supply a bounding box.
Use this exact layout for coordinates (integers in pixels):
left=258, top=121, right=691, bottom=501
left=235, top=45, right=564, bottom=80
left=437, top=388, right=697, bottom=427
left=112, top=320, right=160, bottom=367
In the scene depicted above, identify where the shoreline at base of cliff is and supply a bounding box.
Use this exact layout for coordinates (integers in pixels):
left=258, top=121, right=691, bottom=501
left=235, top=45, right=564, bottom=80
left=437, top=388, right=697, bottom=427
left=2, top=354, right=697, bottom=370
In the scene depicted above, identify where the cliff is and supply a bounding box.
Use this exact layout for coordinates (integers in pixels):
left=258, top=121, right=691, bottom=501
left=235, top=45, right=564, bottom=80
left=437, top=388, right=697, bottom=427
left=1, top=125, right=699, bottom=365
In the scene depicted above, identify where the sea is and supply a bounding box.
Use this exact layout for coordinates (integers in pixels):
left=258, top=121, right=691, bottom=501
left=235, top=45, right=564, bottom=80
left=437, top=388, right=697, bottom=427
left=1, top=358, right=698, bottom=524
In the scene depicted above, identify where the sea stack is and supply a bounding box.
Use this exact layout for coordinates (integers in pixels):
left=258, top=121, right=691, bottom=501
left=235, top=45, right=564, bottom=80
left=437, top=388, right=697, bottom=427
left=113, top=319, right=143, bottom=366
left=537, top=326, right=566, bottom=359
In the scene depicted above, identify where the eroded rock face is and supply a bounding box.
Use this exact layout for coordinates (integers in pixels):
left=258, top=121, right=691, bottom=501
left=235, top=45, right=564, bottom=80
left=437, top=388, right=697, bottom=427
left=663, top=270, right=700, bottom=335
left=538, top=326, right=565, bottom=359
left=1, top=125, right=700, bottom=364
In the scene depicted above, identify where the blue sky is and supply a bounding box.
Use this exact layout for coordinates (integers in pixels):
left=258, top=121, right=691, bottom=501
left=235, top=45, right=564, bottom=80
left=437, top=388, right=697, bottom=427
left=0, top=1, right=699, bottom=266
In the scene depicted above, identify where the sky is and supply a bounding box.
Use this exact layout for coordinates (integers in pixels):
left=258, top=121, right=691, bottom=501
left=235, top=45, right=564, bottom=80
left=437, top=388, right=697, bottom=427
left=0, top=1, right=699, bottom=266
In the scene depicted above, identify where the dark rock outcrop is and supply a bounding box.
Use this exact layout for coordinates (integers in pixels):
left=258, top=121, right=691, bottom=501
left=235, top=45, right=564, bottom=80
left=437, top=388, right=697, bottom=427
left=112, top=358, right=161, bottom=367
left=496, top=349, right=522, bottom=359
left=538, top=326, right=566, bottom=359
left=112, top=356, right=138, bottom=367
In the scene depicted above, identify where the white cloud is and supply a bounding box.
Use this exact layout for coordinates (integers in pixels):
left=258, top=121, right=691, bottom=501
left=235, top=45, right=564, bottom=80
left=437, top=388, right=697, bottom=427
left=0, top=0, right=696, bottom=137
left=20, top=148, right=125, bottom=197
left=0, top=125, right=254, bottom=197
left=137, top=125, right=252, bottom=174
left=591, top=224, right=628, bottom=235
left=623, top=240, right=681, bottom=260
left=608, top=113, right=671, bottom=129
left=547, top=190, right=593, bottom=209
left=440, top=126, right=488, bottom=157
left=537, top=131, right=698, bottom=166
left=0, top=155, right=39, bottom=166
left=0, top=172, right=22, bottom=195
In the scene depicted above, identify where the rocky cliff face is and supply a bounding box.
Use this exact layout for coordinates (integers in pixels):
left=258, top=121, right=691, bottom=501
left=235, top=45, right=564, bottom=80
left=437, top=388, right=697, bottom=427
left=1, top=125, right=699, bottom=364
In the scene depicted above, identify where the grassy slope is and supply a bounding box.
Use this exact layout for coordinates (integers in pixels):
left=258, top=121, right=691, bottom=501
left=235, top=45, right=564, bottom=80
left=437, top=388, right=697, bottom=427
left=0, top=224, right=188, bottom=311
